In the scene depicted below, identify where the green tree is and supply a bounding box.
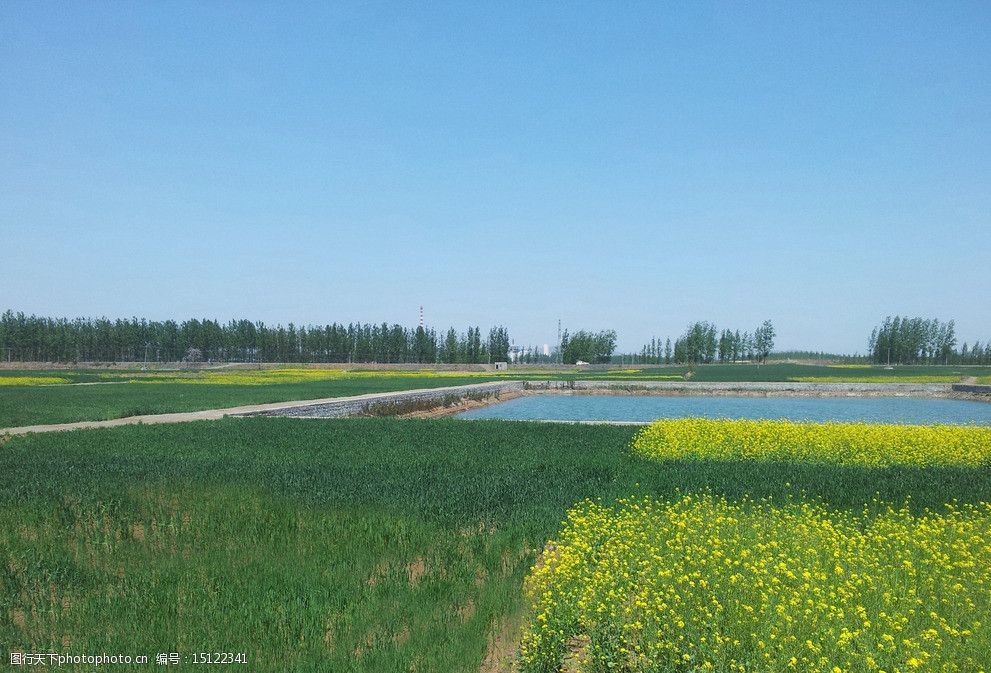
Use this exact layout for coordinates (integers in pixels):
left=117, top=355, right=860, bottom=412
left=560, top=329, right=617, bottom=364
left=754, top=320, right=776, bottom=364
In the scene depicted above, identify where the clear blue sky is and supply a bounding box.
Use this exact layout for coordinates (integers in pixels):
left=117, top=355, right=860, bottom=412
left=2, top=2, right=989, bottom=353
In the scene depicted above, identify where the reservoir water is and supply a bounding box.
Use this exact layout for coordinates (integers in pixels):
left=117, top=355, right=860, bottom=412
left=457, top=394, right=991, bottom=425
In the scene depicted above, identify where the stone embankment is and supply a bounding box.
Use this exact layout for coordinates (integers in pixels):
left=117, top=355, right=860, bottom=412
left=236, top=381, right=525, bottom=418
left=524, top=381, right=955, bottom=397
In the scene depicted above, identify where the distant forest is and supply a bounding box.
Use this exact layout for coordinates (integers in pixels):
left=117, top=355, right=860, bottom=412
left=0, top=310, right=511, bottom=364
left=639, top=321, right=776, bottom=365
left=3, top=310, right=989, bottom=366
left=637, top=317, right=991, bottom=366
left=869, top=316, right=990, bottom=365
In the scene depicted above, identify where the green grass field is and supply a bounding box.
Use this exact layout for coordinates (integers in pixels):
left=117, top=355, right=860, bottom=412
left=2, top=363, right=989, bottom=428
left=3, top=418, right=989, bottom=671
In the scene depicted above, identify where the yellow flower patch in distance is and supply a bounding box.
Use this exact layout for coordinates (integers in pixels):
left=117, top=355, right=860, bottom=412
left=593, top=374, right=684, bottom=381
left=520, top=495, right=991, bottom=672
left=0, top=376, right=71, bottom=386
left=93, top=368, right=501, bottom=385
left=632, top=418, right=991, bottom=467
left=96, top=369, right=352, bottom=385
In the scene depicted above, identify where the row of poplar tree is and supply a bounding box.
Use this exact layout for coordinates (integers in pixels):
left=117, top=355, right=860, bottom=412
left=0, top=310, right=512, bottom=364
left=868, top=316, right=990, bottom=365
left=560, top=330, right=618, bottom=364
left=639, top=320, right=776, bottom=365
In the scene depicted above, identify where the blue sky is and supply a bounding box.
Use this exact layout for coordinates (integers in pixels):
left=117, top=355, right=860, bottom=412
left=2, top=2, right=989, bottom=353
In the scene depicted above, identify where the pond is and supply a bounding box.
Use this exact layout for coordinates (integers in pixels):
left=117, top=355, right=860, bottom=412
left=456, top=394, right=991, bottom=425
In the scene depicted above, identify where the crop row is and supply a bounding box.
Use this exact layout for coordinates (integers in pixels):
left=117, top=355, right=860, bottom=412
left=632, top=418, right=991, bottom=467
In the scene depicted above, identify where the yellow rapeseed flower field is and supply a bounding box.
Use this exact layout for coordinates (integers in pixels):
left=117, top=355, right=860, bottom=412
left=632, top=418, right=991, bottom=468
left=0, top=376, right=70, bottom=386
left=520, top=495, right=991, bottom=673
left=94, top=368, right=497, bottom=385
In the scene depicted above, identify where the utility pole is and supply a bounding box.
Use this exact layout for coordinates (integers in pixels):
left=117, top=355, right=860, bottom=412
left=557, top=319, right=562, bottom=365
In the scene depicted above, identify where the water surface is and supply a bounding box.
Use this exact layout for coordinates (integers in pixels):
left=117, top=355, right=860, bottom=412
left=457, top=394, right=991, bottom=425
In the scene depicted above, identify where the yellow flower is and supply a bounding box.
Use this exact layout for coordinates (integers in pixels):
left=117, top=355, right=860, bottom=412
left=519, top=494, right=991, bottom=672
left=631, top=418, right=991, bottom=468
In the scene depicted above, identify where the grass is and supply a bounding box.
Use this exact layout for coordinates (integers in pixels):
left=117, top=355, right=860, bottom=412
left=2, top=363, right=990, bottom=428
left=3, top=418, right=991, bottom=671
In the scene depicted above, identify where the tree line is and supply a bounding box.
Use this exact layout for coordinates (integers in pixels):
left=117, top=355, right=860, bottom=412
left=639, top=320, right=776, bottom=364
left=0, top=310, right=511, bottom=364
left=5, top=309, right=986, bottom=366
left=868, top=316, right=990, bottom=365
left=560, top=330, right=617, bottom=364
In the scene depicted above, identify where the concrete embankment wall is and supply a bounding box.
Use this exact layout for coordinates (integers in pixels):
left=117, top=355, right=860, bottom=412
left=238, top=381, right=525, bottom=418
left=525, top=381, right=954, bottom=396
